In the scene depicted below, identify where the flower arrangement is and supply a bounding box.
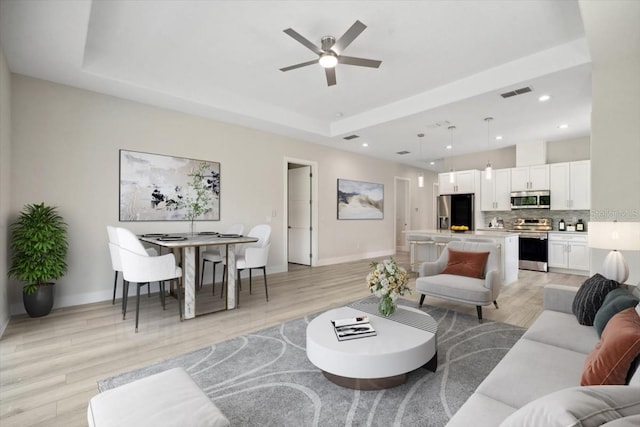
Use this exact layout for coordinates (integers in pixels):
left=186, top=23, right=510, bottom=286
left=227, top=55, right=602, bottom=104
left=366, top=258, right=410, bottom=317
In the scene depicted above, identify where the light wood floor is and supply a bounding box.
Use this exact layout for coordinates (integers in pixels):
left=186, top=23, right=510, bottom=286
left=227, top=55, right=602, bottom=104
left=0, top=252, right=584, bottom=427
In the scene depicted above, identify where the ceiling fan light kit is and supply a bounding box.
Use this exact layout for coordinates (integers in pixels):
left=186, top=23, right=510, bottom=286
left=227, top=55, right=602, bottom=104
left=280, top=20, right=382, bottom=86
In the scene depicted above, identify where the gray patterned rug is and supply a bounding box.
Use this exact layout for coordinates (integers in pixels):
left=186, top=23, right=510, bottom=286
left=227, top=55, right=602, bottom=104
left=98, top=300, right=524, bottom=426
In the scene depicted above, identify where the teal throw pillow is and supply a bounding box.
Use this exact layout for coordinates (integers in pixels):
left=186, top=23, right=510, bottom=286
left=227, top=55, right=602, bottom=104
left=593, top=288, right=639, bottom=336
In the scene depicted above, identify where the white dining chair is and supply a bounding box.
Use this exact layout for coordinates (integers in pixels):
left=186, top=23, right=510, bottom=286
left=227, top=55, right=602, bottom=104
left=200, top=223, right=244, bottom=295
left=106, top=226, right=156, bottom=309
left=115, top=227, right=183, bottom=332
left=222, top=224, right=271, bottom=303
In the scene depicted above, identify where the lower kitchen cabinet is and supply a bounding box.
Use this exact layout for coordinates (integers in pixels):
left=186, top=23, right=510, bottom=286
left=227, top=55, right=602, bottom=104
left=548, top=233, right=589, bottom=275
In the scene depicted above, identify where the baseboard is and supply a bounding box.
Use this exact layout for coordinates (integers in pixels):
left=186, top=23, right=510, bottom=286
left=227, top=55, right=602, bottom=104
left=316, top=249, right=396, bottom=267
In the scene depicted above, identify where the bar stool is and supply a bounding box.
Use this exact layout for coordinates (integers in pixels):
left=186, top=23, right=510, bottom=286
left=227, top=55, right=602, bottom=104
left=433, top=236, right=461, bottom=258
left=408, top=235, right=435, bottom=272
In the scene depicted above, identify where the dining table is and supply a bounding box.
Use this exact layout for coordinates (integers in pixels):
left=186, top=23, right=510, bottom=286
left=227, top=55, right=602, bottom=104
left=139, top=232, right=258, bottom=319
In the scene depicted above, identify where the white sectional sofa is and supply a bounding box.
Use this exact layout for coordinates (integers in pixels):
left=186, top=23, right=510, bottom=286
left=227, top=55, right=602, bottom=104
left=446, top=284, right=640, bottom=427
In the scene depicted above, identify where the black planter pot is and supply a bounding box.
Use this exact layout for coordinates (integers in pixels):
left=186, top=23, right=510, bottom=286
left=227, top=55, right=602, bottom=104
left=23, top=284, right=55, bottom=318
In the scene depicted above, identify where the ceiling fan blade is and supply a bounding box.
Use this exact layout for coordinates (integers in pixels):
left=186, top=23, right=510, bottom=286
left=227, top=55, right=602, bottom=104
left=283, top=28, right=323, bottom=55
left=338, top=55, right=382, bottom=68
left=325, top=67, right=336, bottom=86
left=332, top=20, right=367, bottom=54
left=280, top=59, right=319, bottom=72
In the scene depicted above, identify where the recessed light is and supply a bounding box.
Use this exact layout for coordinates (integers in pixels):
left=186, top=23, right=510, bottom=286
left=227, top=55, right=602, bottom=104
left=446, top=145, right=452, bottom=150
left=429, top=161, right=435, bottom=165
left=539, top=95, right=551, bottom=102
left=558, top=124, right=569, bottom=129
left=362, top=142, right=368, bottom=147
left=495, top=135, right=503, bottom=140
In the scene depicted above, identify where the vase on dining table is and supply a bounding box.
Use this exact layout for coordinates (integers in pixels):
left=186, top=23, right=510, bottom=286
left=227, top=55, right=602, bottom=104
left=378, top=294, right=396, bottom=317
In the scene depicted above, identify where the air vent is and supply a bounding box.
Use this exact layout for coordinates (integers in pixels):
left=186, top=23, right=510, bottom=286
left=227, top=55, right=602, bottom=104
left=426, top=120, right=451, bottom=129
left=343, top=134, right=359, bottom=140
left=500, top=86, right=532, bottom=98
left=396, top=150, right=411, bottom=155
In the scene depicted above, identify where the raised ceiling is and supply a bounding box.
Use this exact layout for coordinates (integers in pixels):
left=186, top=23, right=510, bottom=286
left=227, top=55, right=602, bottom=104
left=0, top=0, right=592, bottom=171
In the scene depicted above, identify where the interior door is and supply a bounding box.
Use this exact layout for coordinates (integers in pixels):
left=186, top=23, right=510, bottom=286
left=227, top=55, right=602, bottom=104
left=288, top=166, right=311, bottom=265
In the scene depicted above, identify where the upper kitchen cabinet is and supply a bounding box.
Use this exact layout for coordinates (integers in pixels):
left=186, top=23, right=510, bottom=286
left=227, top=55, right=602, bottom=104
left=510, top=164, right=550, bottom=191
left=481, top=168, right=511, bottom=211
left=438, top=170, right=479, bottom=195
left=550, top=160, right=591, bottom=210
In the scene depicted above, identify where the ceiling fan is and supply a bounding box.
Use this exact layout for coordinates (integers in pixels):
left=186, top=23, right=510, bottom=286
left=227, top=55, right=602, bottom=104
left=280, top=20, right=382, bottom=86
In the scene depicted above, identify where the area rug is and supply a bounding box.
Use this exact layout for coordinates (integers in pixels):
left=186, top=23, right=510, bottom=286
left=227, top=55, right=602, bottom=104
left=98, top=300, right=525, bottom=426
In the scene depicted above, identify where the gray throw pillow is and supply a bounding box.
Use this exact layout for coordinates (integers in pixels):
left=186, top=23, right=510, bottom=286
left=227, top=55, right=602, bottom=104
left=572, top=273, right=619, bottom=326
left=594, top=287, right=640, bottom=336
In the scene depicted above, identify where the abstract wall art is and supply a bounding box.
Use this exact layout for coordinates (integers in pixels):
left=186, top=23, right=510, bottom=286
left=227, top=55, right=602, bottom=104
left=119, top=150, right=220, bottom=221
left=337, top=179, right=384, bottom=220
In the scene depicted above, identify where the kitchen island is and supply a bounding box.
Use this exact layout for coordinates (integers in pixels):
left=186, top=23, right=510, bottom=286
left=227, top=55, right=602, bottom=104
left=404, top=230, right=519, bottom=285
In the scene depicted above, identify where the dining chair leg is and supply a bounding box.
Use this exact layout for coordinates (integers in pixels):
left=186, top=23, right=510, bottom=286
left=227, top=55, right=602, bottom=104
left=221, top=265, right=226, bottom=299
left=176, top=279, right=183, bottom=321
left=123, top=281, right=130, bottom=320
left=200, top=259, right=206, bottom=291
left=212, top=262, right=217, bottom=296
left=112, top=271, right=119, bottom=304
left=249, top=269, right=253, bottom=294
left=262, top=266, right=268, bottom=301
left=160, top=281, right=166, bottom=310
left=135, top=282, right=143, bottom=333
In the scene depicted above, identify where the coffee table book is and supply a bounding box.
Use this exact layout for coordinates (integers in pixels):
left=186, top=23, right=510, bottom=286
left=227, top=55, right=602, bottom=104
left=331, top=316, right=377, bottom=341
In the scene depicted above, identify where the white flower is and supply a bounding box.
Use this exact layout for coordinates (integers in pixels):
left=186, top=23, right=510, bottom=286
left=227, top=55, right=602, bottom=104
left=377, top=263, right=385, bottom=273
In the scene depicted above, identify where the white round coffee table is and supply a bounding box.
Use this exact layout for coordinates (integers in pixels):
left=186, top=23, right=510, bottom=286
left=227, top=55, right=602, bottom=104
left=306, top=304, right=437, bottom=389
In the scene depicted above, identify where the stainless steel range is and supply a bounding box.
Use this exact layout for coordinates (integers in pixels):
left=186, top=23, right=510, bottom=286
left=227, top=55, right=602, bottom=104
left=509, top=218, right=552, bottom=272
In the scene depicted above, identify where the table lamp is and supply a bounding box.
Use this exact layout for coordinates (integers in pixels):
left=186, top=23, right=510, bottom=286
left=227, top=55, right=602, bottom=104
left=588, top=221, right=640, bottom=284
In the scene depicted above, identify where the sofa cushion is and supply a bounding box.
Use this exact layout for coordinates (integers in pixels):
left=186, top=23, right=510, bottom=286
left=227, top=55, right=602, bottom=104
left=445, top=392, right=516, bottom=427
left=416, top=274, right=491, bottom=304
left=476, top=338, right=587, bottom=409
left=522, top=310, right=599, bottom=355
left=582, top=307, right=640, bottom=385
left=499, top=385, right=640, bottom=427
left=572, top=273, right=619, bottom=326
left=441, top=249, right=490, bottom=279
left=602, top=415, right=640, bottom=427
left=594, top=288, right=639, bottom=336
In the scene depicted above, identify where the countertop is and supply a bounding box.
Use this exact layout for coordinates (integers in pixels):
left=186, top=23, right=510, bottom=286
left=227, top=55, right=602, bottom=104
left=404, top=229, right=519, bottom=237
left=478, top=228, right=588, bottom=235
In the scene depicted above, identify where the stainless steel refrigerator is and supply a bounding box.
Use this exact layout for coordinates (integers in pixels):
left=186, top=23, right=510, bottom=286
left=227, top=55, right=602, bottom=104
left=437, top=193, right=475, bottom=230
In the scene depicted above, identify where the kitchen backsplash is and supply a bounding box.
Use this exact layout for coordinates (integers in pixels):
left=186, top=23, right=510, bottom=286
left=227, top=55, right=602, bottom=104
left=482, top=210, right=590, bottom=231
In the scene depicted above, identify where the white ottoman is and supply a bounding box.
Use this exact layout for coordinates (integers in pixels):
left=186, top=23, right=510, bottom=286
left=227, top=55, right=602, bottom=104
left=88, top=367, right=229, bottom=427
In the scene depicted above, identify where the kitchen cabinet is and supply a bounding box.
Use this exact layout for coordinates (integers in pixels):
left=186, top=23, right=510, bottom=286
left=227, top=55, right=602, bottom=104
left=550, top=160, right=590, bottom=210
left=510, top=164, right=549, bottom=191
left=548, top=233, right=589, bottom=273
left=481, top=168, right=511, bottom=211
left=438, top=170, right=478, bottom=195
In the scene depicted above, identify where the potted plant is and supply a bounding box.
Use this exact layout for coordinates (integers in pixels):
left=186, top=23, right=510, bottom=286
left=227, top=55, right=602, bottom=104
left=8, top=203, right=68, bottom=317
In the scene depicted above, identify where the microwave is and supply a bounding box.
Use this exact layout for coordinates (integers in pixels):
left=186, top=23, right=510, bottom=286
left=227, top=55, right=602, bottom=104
left=510, top=190, right=551, bottom=209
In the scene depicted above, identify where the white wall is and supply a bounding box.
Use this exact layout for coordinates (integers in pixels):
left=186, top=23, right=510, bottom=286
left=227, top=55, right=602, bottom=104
left=0, top=44, right=11, bottom=332
left=581, top=0, right=640, bottom=285
left=8, top=75, right=430, bottom=314
left=547, top=136, right=590, bottom=163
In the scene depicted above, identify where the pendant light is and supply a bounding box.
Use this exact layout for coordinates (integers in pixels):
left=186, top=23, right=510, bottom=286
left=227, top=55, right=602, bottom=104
left=417, top=133, right=425, bottom=188
left=484, top=117, right=493, bottom=180
left=448, top=126, right=456, bottom=184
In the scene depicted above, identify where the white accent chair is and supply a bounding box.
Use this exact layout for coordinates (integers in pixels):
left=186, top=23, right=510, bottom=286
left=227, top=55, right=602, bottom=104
left=223, top=224, right=271, bottom=303
left=416, top=241, right=502, bottom=322
left=200, top=223, right=244, bottom=295
left=106, top=226, right=156, bottom=309
left=115, top=227, right=183, bottom=332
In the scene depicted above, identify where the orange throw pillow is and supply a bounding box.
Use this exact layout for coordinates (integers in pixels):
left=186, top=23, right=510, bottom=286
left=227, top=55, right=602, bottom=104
left=441, top=249, right=490, bottom=279
left=581, top=307, right=640, bottom=385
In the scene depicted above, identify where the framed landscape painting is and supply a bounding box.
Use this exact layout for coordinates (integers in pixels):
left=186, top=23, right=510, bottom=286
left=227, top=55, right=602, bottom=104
left=337, top=179, right=384, bottom=220
left=119, top=150, right=220, bottom=221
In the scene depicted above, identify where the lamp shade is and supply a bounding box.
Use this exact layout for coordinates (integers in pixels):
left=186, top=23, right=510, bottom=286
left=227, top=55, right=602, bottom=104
left=588, top=221, right=640, bottom=251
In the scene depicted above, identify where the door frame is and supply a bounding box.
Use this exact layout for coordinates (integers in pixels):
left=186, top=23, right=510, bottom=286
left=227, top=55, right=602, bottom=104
left=394, top=176, right=411, bottom=252
left=283, top=157, right=319, bottom=268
